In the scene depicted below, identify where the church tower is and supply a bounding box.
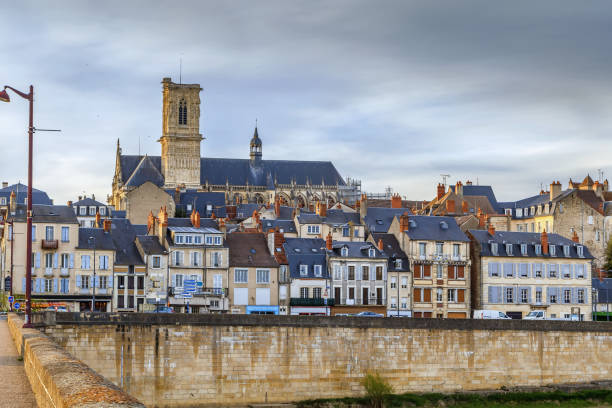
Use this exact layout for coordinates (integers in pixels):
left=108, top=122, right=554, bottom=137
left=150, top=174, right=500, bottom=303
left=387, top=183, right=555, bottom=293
left=160, top=77, right=203, bottom=188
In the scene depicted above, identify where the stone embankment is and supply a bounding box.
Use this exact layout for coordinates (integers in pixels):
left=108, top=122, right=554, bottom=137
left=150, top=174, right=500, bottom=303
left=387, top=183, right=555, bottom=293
left=7, top=313, right=144, bottom=408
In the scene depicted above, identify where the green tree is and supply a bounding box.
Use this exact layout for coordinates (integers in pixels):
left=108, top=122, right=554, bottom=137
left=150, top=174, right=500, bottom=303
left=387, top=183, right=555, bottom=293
left=361, top=372, right=393, bottom=408
left=605, top=239, right=612, bottom=272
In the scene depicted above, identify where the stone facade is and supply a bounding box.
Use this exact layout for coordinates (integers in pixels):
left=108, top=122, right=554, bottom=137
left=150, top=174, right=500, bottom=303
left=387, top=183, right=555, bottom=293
left=125, top=181, right=176, bottom=226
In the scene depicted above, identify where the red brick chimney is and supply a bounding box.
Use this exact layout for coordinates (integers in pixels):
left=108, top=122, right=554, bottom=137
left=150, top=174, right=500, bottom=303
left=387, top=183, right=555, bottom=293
left=326, top=232, right=333, bottom=250
left=541, top=230, right=549, bottom=255
left=455, top=181, right=463, bottom=197
left=211, top=211, right=216, bottom=220
left=274, top=196, right=281, bottom=217
left=446, top=199, right=456, bottom=214
left=488, top=223, right=495, bottom=236
left=437, top=183, right=445, bottom=200
left=598, top=268, right=607, bottom=282
left=477, top=208, right=485, bottom=228
left=391, top=194, right=402, bottom=209
left=377, top=238, right=384, bottom=251
left=461, top=200, right=469, bottom=214
left=67, top=200, right=73, bottom=207
left=103, top=219, right=112, bottom=233
left=147, top=211, right=156, bottom=234
left=316, top=201, right=327, bottom=217
left=465, top=180, right=473, bottom=186
left=571, top=230, right=579, bottom=243
left=274, top=228, right=285, bottom=249
left=95, top=210, right=101, bottom=228
left=194, top=211, right=201, bottom=228
left=399, top=212, right=410, bottom=232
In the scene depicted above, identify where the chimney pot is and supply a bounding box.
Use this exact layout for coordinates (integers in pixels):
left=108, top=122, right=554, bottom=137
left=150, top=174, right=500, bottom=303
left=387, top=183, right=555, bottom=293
left=377, top=238, right=384, bottom=251
left=572, top=230, right=580, bottom=243
left=436, top=183, right=445, bottom=200
left=399, top=212, right=410, bottom=232
left=103, top=219, right=112, bottom=233
left=391, top=194, right=402, bottom=209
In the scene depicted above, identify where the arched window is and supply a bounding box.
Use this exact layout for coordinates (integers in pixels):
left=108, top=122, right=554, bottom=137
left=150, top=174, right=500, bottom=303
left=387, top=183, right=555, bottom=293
left=178, top=99, right=187, bottom=125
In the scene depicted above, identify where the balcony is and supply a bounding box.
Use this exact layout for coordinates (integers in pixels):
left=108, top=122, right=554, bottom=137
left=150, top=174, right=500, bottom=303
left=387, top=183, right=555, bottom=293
left=60, top=268, right=69, bottom=277
left=170, top=287, right=228, bottom=297
left=44, top=268, right=53, bottom=277
left=290, top=297, right=335, bottom=307
left=42, top=239, right=58, bottom=249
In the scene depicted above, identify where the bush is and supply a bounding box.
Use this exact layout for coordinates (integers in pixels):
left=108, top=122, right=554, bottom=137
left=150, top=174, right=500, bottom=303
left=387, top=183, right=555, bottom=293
left=361, top=373, right=393, bottom=408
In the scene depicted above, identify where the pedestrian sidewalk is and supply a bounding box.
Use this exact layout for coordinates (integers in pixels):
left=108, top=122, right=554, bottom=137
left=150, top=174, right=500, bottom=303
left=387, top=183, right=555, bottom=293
left=0, top=316, right=37, bottom=407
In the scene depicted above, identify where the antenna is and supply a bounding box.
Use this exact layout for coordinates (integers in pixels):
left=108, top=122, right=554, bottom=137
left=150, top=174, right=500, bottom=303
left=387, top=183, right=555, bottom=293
left=440, top=174, right=450, bottom=188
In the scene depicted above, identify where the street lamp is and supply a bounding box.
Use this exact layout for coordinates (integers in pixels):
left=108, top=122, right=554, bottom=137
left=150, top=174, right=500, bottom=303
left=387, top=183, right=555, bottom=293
left=88, top=236, right=96, bottom=312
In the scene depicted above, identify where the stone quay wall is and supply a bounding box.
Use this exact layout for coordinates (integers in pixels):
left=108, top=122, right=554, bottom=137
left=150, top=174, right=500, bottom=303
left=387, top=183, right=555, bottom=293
left=7, top=313, right=144, bottom=408
left=42, top=313, right=612, bottom=407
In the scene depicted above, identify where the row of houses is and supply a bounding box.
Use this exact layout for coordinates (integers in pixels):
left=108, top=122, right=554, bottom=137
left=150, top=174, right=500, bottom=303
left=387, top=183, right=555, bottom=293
left=0, top=195, right=595, bottom=320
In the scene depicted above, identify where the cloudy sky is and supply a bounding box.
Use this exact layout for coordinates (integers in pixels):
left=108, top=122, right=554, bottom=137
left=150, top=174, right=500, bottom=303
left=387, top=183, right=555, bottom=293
left=1, top=1, right=611, bottom=204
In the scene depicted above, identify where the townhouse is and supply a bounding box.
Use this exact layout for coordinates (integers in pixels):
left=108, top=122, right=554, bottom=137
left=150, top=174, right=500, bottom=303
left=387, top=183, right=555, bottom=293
left=389, top=213, right=471, bottom=318
left=135, top=234, right=167, bottom=310
left=284, top=237, right=331, bottom=316
left=227, top=232, right=279, bottom=314
left=295, top=203, right=366, bottom=241
left=266, top=228, right=290, bottom=314
left=469, top=227, right=594, bottom=320
left=327, top=235, right=388, bottom=316
left=69, top=196, right=112, bottom=228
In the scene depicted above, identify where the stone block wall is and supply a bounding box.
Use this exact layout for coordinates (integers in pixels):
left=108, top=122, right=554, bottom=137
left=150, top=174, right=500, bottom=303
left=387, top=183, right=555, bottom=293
left=42, top=313, right=612, bottom=407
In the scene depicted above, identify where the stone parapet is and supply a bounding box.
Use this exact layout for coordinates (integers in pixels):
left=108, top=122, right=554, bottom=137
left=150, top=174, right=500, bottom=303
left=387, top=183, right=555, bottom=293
left=7, top=313, right=144, bottom=408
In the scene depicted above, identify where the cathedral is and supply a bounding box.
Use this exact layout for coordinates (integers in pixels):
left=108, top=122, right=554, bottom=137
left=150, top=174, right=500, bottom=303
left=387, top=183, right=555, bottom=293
left=111, top=78, right=347, bottom=211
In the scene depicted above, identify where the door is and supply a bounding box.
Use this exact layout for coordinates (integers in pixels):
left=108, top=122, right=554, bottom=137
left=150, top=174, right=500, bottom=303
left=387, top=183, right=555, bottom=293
left=376, top=287, right=383, bottom=305
left=348, top=287, right=355, bottom=304
left=362, top=287, right=369, bottom=305
left=334, top=287, right=341, bottom=304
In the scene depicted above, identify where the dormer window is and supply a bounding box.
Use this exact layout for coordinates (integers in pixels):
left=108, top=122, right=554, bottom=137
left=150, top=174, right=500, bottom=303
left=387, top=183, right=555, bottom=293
left=395, top=259, right=402, bottom=269
left=535, top=244, right=542, bottom=255
left=563, top=245, right=570, bottom=257
left=520, top=244, right=527, bottom=255
left=505, top=209, right=512, bottom=216
left=314, top=265, right=322, bottom=277
left=506, top=244, right=513, bottom=256
left=491, top=243, right=498, bottom=256
left=516, top=208, right=522, bottom=217
left=178, top=98, right=187, bottom=125
left=549, top=245, right=556, bottom=256
left=577, top=246, right=584, bottom=257
left=368, top=248, right=376, bottom=258
left=300, top=264, right=308, bottom=276
left=341, top=247, right=348, bottom=257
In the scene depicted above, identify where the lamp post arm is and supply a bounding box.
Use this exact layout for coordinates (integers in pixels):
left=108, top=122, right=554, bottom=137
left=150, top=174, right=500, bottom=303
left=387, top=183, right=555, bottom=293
left=3, top=85, right=32, bottom=101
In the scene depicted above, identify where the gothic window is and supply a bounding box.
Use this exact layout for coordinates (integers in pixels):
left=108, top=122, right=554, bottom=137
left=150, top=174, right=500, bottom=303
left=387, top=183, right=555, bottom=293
left=178, top=99, right=187, bottom=125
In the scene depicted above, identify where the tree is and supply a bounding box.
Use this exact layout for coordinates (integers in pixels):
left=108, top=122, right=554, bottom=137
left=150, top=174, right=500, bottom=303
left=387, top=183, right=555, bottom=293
left=605, top=239, right=612, bottom=272
left=361, top=372, right=393, bottom=408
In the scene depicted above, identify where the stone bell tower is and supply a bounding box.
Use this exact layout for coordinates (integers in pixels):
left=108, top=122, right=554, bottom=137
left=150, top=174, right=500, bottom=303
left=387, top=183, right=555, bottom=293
left=160, top=77, right=203, bottom=188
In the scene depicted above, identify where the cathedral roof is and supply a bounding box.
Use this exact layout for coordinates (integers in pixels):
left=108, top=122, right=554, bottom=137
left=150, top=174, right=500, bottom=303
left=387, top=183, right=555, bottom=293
left=119, top=155, right=345, bottom=188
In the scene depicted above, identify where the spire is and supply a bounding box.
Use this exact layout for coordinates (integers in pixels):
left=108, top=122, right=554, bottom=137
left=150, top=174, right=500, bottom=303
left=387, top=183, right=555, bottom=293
left=250, top=125, right=262, bottom=165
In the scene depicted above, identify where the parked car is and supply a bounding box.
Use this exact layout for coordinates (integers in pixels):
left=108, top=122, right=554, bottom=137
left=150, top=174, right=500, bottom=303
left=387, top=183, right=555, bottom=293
left=473, top=310, right=511, bottom=319
left=45, top=306, right=68, bottom=312
left=148, top=306, right=174, bottom=313
left=524, top=311, right=546, bottom=320
left=354, top=311, right=384, bottom=317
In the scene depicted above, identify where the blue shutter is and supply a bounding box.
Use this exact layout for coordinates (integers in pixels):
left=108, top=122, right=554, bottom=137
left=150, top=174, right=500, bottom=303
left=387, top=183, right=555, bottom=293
left=35, top=278, right=41, bottom=293
left=76, top=275, right=81, bottom=288
left=22, top=278, right=26, bottom=292
left=53, top=278, right=58, bottom=293
left=94, top=276, right=98, bottom=288
left=488, top=286, right=494, bottom=303
left=513, top=287, right=518, bottom=304
left=69, top=254, right=74, bottom=268
left=109, top=275, right=113, bottom=289
left=488, top=263, right=493, bottom=277
left=35, top=253, right=41, bottom=268
left=527, top=286, right=532, bottom=303
left=571, top=287, right=577, bottom=304
left=583, top=287, right=588, bottom=304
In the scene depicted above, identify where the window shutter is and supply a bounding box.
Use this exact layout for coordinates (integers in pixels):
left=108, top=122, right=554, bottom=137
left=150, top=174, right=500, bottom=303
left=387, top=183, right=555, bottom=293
left=424, top=264, right=431, bottom=278
left=53, top=278, right=58, bottom=293
left=488, top=263, right=493, bottom=277
left=570, top=264, right=574, bottom=279
left=22, top=278, right=26, bottom=292
left=413, top=288, right=419, bottom=302
left=571, top=287, right=577, bottom=304
left=424, top=288, right=431, bottom=302
left=447, top=265, right=453, bottom=279
left=458, top=289, right=465, bottom=303
left=458, top=266, right=465, bottom=279
left=343, top=266, right=348, bottom=281
left=35, top=253, right=41, bottom=268
left=53, top=253, right=58, bottom=268
left=76, top=275, right=81, bottom=288
left=488, top=286, right=494, bottom=303
left=527, top=286, right=532, bottom=303
left=513, top=287, right=518, bottom=304
left=69, top=254, right=74, bottom=268
left=35, top=278, right=42, bottom=293
left=95, top=276, right=99, bottom=288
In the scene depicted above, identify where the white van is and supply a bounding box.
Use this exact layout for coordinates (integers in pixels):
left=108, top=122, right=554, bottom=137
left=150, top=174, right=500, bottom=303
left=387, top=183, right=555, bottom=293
left=473, top=310, right=512, bottom=319
left=524, top=311, right=546, bottom=320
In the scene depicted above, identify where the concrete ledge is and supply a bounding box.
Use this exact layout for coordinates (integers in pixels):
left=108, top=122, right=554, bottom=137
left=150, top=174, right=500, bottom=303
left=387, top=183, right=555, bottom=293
left=50, top=311, right=612, bottom=332
left=8, top=314, right=144, bottom=408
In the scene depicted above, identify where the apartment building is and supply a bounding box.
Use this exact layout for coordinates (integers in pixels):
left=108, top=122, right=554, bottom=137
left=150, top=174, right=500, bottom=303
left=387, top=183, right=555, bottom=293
left=469, top=227, right=594, bottom=320
left=389, top=213, right=471, bottom=318
left=295, top=203, right=366, bottom=241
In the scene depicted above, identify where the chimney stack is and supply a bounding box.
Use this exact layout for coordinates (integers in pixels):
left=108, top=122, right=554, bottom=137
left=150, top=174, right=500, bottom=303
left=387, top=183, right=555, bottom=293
left=437, top=183, right=445, bottom=200
left=391, top=194, right=402, bottom=209
left=218, top=218, right=227, bottom=234
left=455, top=181, right=463, bottom=197
left=95, top=210, right=101, bottom=228
left=158, top=206, right=168, bottom=244
left=541, top=230, right=549, bottom=255
left=461, top=200, right=469, bottom=214
left=326, top=232, right=333, bottom=251
left=103, top=219, right=112, bottom=233
left=572, top=230, right=580, bottom=243
left=274, top=196, right=281, bottom=217
left=399, top=212, right=410, bottom=232
left=67, top=200, right=73, bottom=207
left=446, top=199, right=456, bottom=214
left=488, top=223, right=495, bottom=236
left=465, top=180, right=473, bottom=186
left=9, top=190, right=16, bottom=212
left=377, top=238, right=384, bottom=251
left=316, top=201, right=327, bottom=217
left=550, top=181, right=562, bottom=201
left=147, top=211, right=156, bottom=234
left=359, top=194, right=368, bottom=221
left=193, top=211, right=201, bottom=228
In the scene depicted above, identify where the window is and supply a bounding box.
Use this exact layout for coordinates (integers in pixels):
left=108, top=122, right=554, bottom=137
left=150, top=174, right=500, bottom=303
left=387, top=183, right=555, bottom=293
left=0, top=197, right=5, bottom=205
left=99, top=276, right=107, bottom=289
left=437, top=264, right=443, bottom=279
left=563, top=289, right=571, bottom=304
left=548, top=264, right=557, bottom=278
left=175, top=235, right=184, bottom=244
left=535, top=288, right=542, bottom=303
left=435, top=242, right=443, bottom=256
left=194, top=235, right=202, bottom=244
left=81, top=255, right=91, bottom=269
left=562, top=264, right=571, bottom=278
left=99, top=255, right=109, bottom=270
left=575, top=264, right=585, bottom=279
left=391, top=297, right=397, bottom=308
left=80, top=207, right=86, bottom=215
left=520, top=244, right=527, bottom=255
left=191, top=252, right=200, bottom=266
left=152, top=256, right=161, bottom=268
left=453, top=244, right=460, bottom=259
left=401, top=276, right=408, bottom=288
left=179, top=98, right=187, bottom=125
left=549, top=245, right=556, bottom=257
left=313, top=287, right=322, bottom=298
left=314, top=265, right=322, bottom=277
left=519, top=264, right=528, bottom=278
left=577, top=246, right=584, bottom=257
left=563, top=246, right=570, bottom=257
left=300, top=287, right=309, bottom=298
left=520, top=288, right=528, bottom=303
left=436, top=288, right=443, bottom=302
left=185, top=235, right=193, bottom=244
left=234, top=269, right=248, bottom=283
left=61, top=254, right=70, bottom=268
left=8, top=225, right=12, bottom=241
left=362, top=265, right=369, bottom=280
left=354, top=228, right=359, bottom=238
left=45, top=226, right=53, bottom=240
left=491, top=243, right=498, bottom=255
left=45, top=253, right=53, bottom=268
left=588, top=215, right=594, bottom=225
left=211, top=252, right=222, bottom=267
left=81, top=275, right=90, bottom=289
left=174, top=274, right=183, bottom=287
left=348, top=265, right=355, bottom=280
left=307, top=225, right=320, bottom=234
left=60, top=278, right=69, bottom=293
left=578, top=289, right=585, bottom=304
left=333, top=265, right=341, bottom=280
left=413, top=287, right=431, bottom=303
left=61, top=227, right=69, bottom=242
left=506, top=244, right=513, bottom=255
left=549, top=289, right=557, bottom=304
left=401, top=297, right=407, bottom=309
left=419, top=243, right=426, bottom=257
left=45, top=279, right=53, bottom=292
left=300, top=264, right=308, bottom=276
left=173, top=251, right=183, bottom=266
left=447, top=288, right=457, bottom=303
left=99, top=207, right=106, bottom=216
left=205, top=235, right=213, bottom=245
left=534, top=264, right=542, bottom=278
left=596, top=230, right=601, bottom=242
left=535, top=244, right=542, bottom=255
left=376, top=266, right=383, bottom=280
left=256, top=269, right=270, bottom=284
left=368, top=248, right=375, bottom=258
left=395, top=259, right=402, bottom=269
left=390, top=276, right=396, bottom=289
left=214, top=236, right=222, bottom=245
left=341, top=247, right=348, bottom=257
left=137, top=276, right=144, bottom=290
left=89, top=206, right=96, bottom=215
left=342, top=227, right=349, bottom=237
left=505, top=287, right=514, bottom=303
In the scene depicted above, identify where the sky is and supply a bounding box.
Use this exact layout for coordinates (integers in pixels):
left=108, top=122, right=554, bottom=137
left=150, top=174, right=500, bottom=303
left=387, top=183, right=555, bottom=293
left=1, top=1, right=611, bottom=205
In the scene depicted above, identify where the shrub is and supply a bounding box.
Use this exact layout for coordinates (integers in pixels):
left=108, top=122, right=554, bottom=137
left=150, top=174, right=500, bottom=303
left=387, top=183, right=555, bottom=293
left=361, top=372, right=393, bottom=408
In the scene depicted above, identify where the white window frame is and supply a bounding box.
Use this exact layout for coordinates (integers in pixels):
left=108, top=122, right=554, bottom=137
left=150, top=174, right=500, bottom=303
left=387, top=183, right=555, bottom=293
left=300, top=264, right=308, bottom=276
left=152, top=256, right=161, bottom=268
left=234, top=269, right=248, bottom=283
left=256, top=269, right=270, bottom=284
left=314, top=264, right=322, bottom=277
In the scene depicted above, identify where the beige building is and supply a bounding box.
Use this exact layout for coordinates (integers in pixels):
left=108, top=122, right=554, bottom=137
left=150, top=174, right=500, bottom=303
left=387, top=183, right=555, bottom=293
left=227, top=232, right=279, bottom=314
left=389, top=213, right=471, bottom=318
left=295, top=203, right=365, bottom=241
left=469, top=227, right=593, bottom=320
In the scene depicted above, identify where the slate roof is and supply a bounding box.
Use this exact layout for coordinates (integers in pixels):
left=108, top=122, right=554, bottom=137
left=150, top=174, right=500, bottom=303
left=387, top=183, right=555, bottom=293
left=72, top=197, right=106, bottom=207
left=297, top=209, right=361, bottom=226
left=227, top=233, right=279, bottom=268
left=108, top=218, right=146, bottom=265
left=370, top=233, right=410, bottom=272
left=501, top=189, right=604, bottom=219
left=0, top=183, right=53, bottom=206
left=450, top=185, right=501, bottom=212
left=136, top=235, right=167, bottom=255
left=364, top=207, right=413, bottom=233
left=111, top=210, right=126, bottom=218
left=283, top=238, right=328, bottom=279
left=119, top=155, right=345, bottom=188
left=10, top=204, right=78, bottom=224
left=236, top=204, right=263, bottom=219
left=469, top=230, right=594, bottom=259
left=169, top=190, right=226, bottom=218
left=328, top=241, right=387, bottom=259
left=76, top=228, right=116, bottom=250
left=261, top=219, right=297, bottom=234
left=592, top=278, right=612, bottom=304
left=403, top=216, right=469, bottom=242
left=166, top=217, right=219, bottom=229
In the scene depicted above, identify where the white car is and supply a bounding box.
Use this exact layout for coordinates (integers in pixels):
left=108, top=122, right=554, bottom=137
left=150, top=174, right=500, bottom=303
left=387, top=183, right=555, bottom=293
left=524, top=311, right=546, bottom=320
left=473, top=310, right=512, bottom=319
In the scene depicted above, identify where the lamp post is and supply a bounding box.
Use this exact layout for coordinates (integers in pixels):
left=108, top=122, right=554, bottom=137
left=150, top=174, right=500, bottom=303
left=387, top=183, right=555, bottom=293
left=88, top=236, right=96, bottom=312
left=0, top=85, right=34, bottom=327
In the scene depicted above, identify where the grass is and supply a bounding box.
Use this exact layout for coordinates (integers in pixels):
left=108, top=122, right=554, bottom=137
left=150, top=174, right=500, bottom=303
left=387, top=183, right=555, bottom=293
left=296, top=389, right=612, bottom=408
